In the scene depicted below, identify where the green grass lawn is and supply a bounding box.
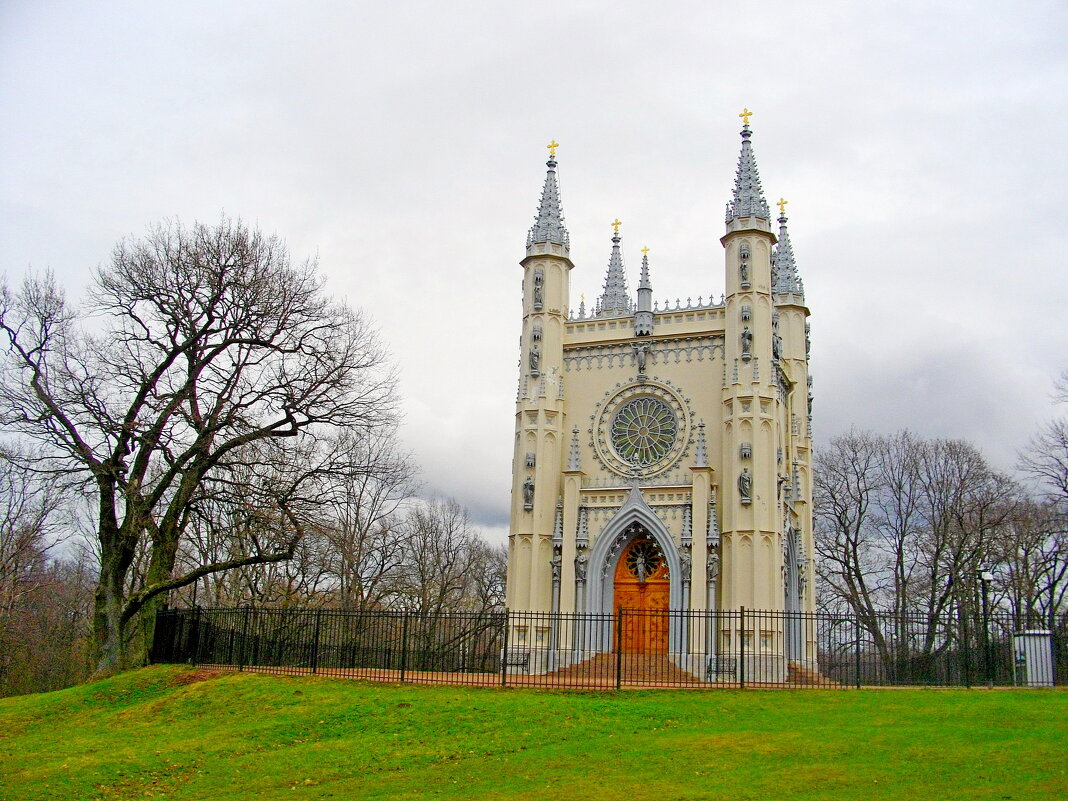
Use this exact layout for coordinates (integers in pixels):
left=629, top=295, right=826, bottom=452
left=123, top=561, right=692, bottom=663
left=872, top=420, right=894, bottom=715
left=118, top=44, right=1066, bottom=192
left=1, top=666, right=1065, bottom=801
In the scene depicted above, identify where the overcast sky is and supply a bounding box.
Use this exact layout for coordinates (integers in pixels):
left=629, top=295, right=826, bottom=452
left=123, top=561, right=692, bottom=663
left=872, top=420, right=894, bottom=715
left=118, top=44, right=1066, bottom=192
left=2, top=1, right=1066, bottom=541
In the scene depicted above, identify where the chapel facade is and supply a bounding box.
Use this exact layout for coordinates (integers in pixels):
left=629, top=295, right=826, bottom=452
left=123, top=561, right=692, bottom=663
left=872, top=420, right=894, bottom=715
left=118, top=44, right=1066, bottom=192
left=505, top=116, right=815, bottom=678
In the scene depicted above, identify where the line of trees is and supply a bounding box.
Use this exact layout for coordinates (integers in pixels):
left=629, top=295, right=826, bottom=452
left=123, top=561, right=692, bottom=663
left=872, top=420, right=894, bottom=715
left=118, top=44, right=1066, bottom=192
left=0, top=217, right=504, bottom=696
left=814, top=399, right=1067, bottom=661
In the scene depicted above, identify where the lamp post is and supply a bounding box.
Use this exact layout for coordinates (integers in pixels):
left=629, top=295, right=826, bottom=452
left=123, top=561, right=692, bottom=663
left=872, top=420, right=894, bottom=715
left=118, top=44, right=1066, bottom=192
left=978, top=569, right=994, bottom=687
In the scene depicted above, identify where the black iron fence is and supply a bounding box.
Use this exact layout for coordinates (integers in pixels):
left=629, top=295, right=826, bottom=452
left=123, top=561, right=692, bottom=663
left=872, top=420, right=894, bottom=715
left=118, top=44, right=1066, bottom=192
left=151, top=606, right=1067, bottom=690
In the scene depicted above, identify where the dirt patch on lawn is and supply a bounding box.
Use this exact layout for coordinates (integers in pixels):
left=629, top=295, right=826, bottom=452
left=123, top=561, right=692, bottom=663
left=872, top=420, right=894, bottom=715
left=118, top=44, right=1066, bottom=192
left=168, top=668, right=230, bottom=687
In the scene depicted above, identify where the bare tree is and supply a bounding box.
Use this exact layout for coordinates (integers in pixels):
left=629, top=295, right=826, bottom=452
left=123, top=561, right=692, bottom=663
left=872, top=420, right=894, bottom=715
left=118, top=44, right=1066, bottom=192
left=0, top=217, right=398, bottom=673
left=1019, top=370, right=1068, bottom=506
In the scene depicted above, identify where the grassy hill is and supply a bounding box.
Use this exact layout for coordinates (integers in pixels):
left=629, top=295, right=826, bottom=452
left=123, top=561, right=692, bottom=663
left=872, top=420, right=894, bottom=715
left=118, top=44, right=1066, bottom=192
left=1, top=665, right=1065, bottom=801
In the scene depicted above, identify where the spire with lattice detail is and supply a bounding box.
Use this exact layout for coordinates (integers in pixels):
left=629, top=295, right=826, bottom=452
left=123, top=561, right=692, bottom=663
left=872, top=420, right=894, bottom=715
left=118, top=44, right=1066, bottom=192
left=725, top=115, right=770, bottom=224
left=772, top=208, right=804, bottom=297
left=596, top=221, right=631, bottom=316
left=526, top=141, right=569, bottom=249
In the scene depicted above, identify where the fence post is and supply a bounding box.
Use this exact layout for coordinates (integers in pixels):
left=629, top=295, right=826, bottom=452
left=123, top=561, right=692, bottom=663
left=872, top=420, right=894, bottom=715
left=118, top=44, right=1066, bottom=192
left=854, top=613, right=862, bottom=689
left=616, top=606, right=623, bottom=691
left=739, top=607, right=746, bottom=689
left=499, top=612, right=509, bottom=688
left=239, top=606, right=252, bottom=671
left=190, top=607, right=203, bottom=666
left=311, top=609, right=322, bottom=675
left=400, top=611, right=410, bottom=683
left=961, top=608, right=971, bottom=689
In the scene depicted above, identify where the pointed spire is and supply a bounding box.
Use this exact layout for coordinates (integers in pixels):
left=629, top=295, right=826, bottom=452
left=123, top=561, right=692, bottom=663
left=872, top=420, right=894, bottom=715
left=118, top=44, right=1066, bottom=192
left=595, top=221, right=631, bottom=316
left=527, top=141, right=570, bottom=249
left=693, top=422, right=709, bottom=467
left=772, top=207, right=805, bottom=297
left=634, top=246, right=654, bottom=336
left=567, top=426, right=582, bottom=472
left=725, top=115, right=770, bottom=224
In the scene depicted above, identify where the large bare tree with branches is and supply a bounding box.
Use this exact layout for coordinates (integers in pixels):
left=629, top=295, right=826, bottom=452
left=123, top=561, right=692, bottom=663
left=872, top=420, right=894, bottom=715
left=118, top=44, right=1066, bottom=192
left=0, top=217, right=398, bottom=673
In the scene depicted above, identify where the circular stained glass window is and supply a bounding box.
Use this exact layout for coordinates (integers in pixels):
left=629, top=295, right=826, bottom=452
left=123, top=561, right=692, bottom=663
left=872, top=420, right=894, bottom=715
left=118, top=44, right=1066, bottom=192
left=610, top=397, right=678, bottom=467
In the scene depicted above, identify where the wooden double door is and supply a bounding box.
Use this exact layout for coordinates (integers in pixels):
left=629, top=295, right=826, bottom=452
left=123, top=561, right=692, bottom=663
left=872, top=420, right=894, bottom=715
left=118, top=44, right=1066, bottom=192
left=613, top=533, right=670, bottom=653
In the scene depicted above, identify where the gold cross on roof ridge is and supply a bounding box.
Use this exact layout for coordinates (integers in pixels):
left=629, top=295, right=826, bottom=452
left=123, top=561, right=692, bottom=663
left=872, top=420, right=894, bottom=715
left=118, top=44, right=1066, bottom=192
left=739, top=107, right=753, bottom=126
left=547, top=139, right=559, bottom=157
left=611, top=218, right=622, bottom=233
left=777, top=197, right=789, bottom=215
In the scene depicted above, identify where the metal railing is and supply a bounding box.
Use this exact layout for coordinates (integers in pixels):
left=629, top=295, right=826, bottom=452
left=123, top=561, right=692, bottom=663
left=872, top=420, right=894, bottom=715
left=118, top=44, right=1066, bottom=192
left=151, top=606, right=1067, bottom=690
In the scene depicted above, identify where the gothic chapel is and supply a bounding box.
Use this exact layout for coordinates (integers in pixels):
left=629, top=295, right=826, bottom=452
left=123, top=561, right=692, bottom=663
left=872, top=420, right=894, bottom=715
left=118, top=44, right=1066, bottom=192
left=505, top=113, right=815, bottom=679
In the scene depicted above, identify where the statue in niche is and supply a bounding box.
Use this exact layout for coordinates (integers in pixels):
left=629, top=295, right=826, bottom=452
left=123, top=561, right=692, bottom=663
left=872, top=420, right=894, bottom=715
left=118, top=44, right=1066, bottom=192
left=739, top=260, right=749, bottom=284
left=773, top=331, right=783, bottom=360
left=529, top=345, right=540, bottom=373
left=738, top=467, right=752, bottom=504
left=633, top=552, right=649, bottom=583
left=706, top=549, right=720, bottom=581
left=532, top=270, right=544, bottom=307
left=740, top=326, right=753, bottom=356
left=522, top=476, right=535, bottom=509
left=575, top=550, right=588, bottom=582
left=679, top=548, right=691, bottom=580
left=550, top=548, right=562, bottom=582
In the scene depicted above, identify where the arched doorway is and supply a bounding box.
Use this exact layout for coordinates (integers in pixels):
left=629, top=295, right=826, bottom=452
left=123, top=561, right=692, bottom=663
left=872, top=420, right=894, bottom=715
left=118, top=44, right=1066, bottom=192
left=614, top=531, right=670, bottom=652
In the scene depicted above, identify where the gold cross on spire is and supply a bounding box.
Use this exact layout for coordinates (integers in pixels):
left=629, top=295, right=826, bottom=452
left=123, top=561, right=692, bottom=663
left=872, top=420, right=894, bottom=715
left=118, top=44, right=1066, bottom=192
left=777, top=197, right=788, bottom=215
left=611, top=218, right=622, bottom=233
left=641, top=246, right=650, bottom=256
left=739, top=107, right=753, bottom=126
left=547, top=139, right=559, bottom=157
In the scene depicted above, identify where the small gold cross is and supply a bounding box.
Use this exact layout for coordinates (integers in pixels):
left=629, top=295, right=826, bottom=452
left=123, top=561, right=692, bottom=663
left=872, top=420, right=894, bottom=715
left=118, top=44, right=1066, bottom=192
left=547, top=139, right=559, bottom=157
left=611, top=218, right=622, bottom=233
left=777, top=197, right=788, bottom=215
left=739, top=107, right=753, bottom=126
left=641, top=246, right=650, bottom=255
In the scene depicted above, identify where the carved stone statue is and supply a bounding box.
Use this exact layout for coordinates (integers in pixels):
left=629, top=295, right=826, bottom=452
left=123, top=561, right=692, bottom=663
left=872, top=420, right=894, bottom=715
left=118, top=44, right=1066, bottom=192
left=550, top=549, right=562, bottom=582
left=773, top=331, right=782, bottom=360
left=634, top=553, right=649, bottom=583
left=679, top=548, right=691, bottom=580
left=529, top=345, right=540, bottom=373
left=739, top=259, right=749, bottom=284
left=738, top=467, right=752, bottom=503
left=522, top=476, right=535, bottom=509
left=740, top=326, right=753, bottom=356
left=532, top=270, right=544, bottom=307
left=575, top=550, right=588, bottom=582
left=634, top=343, right=648, bottom=374
left=706, top=550, right=720, bottom=581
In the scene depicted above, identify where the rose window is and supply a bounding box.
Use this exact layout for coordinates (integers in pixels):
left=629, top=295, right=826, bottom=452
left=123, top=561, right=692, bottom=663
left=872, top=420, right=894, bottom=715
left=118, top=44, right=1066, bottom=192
left=610, top=397, right=679, bottom=467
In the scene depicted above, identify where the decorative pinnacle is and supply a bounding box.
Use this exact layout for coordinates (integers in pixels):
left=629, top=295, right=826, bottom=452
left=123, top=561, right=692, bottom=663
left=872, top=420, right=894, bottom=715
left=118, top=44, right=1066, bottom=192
left=567, top=426, right=582, bottom=472
left=694, top=421, right=709, bottom=468
left=739, top=107, right=753, bottom=126
left=772, top=209, right=805, bottom=297
left=725, top=118, right=770, bottom=223
left=527, top=144, right=570, bottom=249
left=595, top=224, right=631, bottom=315
left=638, top=249, right=652, bottom=290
